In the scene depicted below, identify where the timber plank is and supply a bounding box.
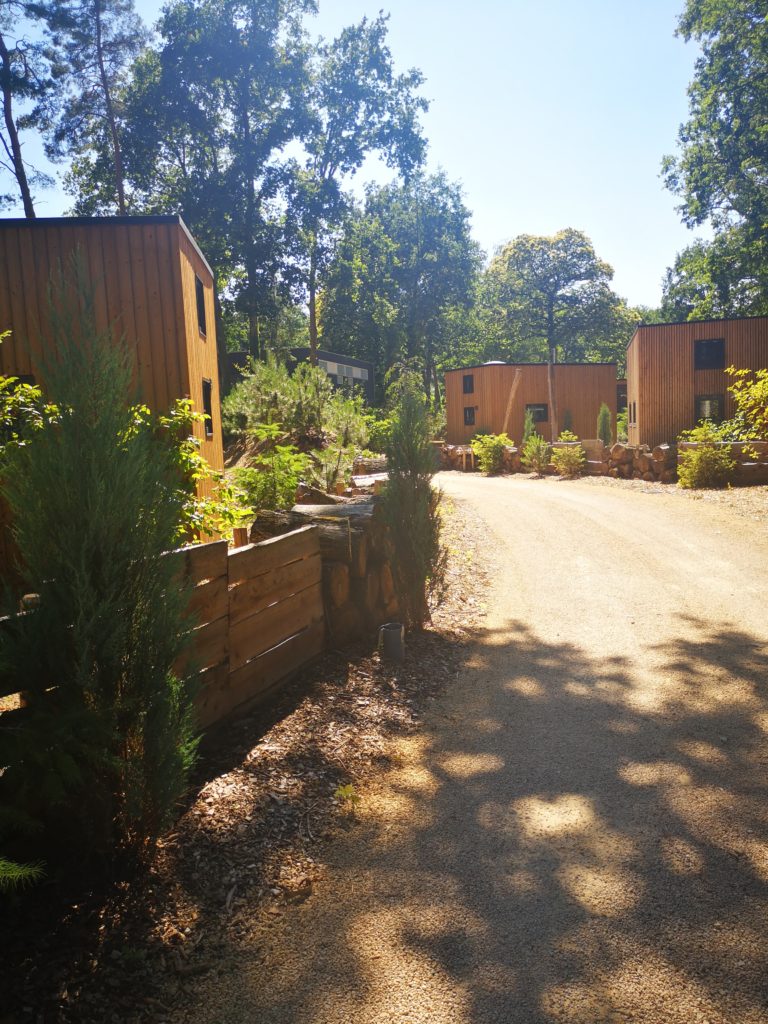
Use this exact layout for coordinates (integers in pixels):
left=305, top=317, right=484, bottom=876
left=187, top=574, right=228, bottom=626
left=229, top=552, right=321, bottom=627
left=229, top=582, right=323, bottom=672
left=228, top=526, right=319, bottom=585
left=188, top=613, right=228, bottom=672
left=178, top=540, right=228, bottom=584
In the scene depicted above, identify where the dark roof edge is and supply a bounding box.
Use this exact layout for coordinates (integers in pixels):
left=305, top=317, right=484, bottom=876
left=635, top=313, right=768, bottom=330
left=0, top=214, right=214, bottom=280
left=444, top=361, right=618, bottom=373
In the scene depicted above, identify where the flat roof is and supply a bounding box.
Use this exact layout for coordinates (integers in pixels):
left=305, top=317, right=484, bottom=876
left=445, top=361, right=617, bottom=373
left=636, top=313, right=768, bottom=330
left=0, top=214, right=214, bottom=279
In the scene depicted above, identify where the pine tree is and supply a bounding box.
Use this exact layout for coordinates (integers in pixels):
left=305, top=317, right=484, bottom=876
left=597, top=402, right=612, bottom=446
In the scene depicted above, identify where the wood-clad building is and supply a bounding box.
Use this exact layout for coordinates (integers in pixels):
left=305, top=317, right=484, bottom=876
left=626, top=316, right=768, bottom=448
left=0, top=215, right=224, bottom=486
left=444, top=362, right=618, bottom=444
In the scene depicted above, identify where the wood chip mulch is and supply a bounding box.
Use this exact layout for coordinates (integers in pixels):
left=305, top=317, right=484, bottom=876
left=1, top=493, right=490, bottom=1024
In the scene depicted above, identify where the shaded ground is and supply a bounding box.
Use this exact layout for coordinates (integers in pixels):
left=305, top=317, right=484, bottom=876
left=169, top=473, right=768, bottom=1024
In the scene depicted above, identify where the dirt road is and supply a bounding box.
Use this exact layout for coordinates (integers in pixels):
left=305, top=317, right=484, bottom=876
left=180, top=474, right=768, bottom=1024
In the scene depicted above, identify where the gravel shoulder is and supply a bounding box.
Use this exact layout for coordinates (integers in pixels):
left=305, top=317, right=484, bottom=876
left=171, top=473, right=768, bottom=1024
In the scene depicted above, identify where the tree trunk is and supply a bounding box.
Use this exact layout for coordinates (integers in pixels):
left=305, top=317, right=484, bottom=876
left=0, top=30, right=35, bottom=218
left=308, top=242, right=318, bottom=365
left=546, top=299, right=559, bottom=440
left=94, top=1, right=126, bottom=214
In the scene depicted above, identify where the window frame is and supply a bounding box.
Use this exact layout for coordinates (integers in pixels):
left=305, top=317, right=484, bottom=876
left=694, top=337, right=725, bottom=371
left=202, top=378, right=214, bottom=439
left=695, top=393, right=724, bottom=423
left=195, top=275, right=207, bottom=338
left=525, top=403, right=548, bottom=423
left=462, top=374, right=474, bottom=394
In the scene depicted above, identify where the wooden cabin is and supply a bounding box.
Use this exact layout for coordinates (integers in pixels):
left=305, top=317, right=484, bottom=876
left=0, top=215, right=224, bottom=486
left=626, top=316, right=768, bottom=448
left=444, top=362, right=618, bottom=445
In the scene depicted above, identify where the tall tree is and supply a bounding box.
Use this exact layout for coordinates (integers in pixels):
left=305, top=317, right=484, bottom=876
left=45, top=0, right=147, bottom=214
left=67, top=0, right=315, bottom=360
left=0, top=1, right=65, bottom=216
left=484, top=229, right=633, bottom=436
left=662, top=1, right=768, bottom=315
left=321, top=173, right=482, bottom=405
left=292, top=14, right=427, bottom=362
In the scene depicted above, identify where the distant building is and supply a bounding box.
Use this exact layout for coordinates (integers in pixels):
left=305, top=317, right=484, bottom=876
left=626, top=316, right=768, bottom=448
left=444, top=362, right=618, bottom=444
left=290, top=348, right=375, bottom=404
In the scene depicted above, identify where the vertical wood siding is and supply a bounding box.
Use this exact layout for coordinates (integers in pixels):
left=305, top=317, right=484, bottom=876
left=0, top=217, right=224, bottom=482
left=626, top=318, right=768, bottom=448
left=444, top=363, right=618, bottom=444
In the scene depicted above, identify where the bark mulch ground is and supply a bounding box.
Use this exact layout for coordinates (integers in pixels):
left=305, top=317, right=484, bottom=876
left=1, top=495, right=489, bottom=1024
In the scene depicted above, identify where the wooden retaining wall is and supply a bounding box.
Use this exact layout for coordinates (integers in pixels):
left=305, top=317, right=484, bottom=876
left=178, top=526, right=324, bottom=728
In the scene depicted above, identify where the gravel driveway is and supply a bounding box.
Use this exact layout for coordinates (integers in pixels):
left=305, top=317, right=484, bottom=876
left=178, top=474, right=768, bottom=1024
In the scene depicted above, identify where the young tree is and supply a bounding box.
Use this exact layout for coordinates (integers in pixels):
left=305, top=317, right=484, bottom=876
left=596, top=402, right=612, bottom=446
left=0, top=264, right=197, bottom=866
left=45, top=0, right=148, bottom=214
left=292, top=13, right=427, bottom=363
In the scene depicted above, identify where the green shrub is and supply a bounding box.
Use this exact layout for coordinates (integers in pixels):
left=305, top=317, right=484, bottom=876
left=551, top=430, right=586, bottom=478
left=382, top=373, right=446, bottom=628
left=470, top=432, right=513, bottom=474
left=677, top=422, right=737, bottom=489
left=616, top=409, right=628, bottom=442
left=597, top=402, right=612, bottom=446
left=0, top=267, right=198, bottom=871
left=232, top=423, right=309, bottom=511
left=521, top=433, right=551, bottom=476
left=365, top=414, right=393, bottom=454
left=727, top=366, right=768, bottom=439
left=522, top=407, right=536, bottom=445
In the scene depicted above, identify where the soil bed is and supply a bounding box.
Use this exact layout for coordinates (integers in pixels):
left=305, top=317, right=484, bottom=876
left=0, top=495, right=489, bottom=1024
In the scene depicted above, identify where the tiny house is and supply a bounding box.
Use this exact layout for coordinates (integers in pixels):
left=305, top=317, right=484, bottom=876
left=444, top=362, right=618, bottom=444
left=626, top=317, right=768, bottom=448
left=0, top=215, right=224, bottom=486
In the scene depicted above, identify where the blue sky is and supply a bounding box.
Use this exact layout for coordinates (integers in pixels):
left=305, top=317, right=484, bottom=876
left=9, top=0, right=704, bottom=308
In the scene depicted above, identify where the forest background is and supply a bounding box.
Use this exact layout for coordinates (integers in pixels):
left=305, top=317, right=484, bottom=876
left=1, top=0, right=764, bottom=407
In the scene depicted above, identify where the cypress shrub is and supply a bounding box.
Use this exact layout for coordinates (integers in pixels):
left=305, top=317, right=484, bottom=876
left=382, top=374, right=446, bottom=628
left=597, top=402, right=612, bottom=446
left=0, top=264, right=197, bottom=871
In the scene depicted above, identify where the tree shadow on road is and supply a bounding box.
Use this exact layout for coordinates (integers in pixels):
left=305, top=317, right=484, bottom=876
left=202, top=612, right=768, bottom=1024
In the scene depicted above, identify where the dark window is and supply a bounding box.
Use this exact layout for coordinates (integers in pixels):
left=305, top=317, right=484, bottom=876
left=463, top=374, right=474, bottom=394
left=463, top=407, right=475, bottom=426
left=694, top=337, right=724, bottom=370
left=195, top=275, right=207, bottom=337
left=202, top=378, right=214, bottom=438
left=526, top=403, right=548, bottom=423
left=695, top=394, right=724, bottom=423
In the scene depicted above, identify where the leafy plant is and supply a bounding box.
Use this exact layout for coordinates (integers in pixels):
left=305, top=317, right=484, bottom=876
left=382, top=371, right=446, bottom=628
left=726, top=366, right=768, bottom=439
left=333, top=783, right=360, bottom=812
left=521, top=433, right=551, bottom=476
left=522, top=407, right=537, bottom=445
left=616, top=409, right=628, bottom=442
left=232, top=423, right=309, bottom=511
left=470, top=432, right=512, bottom=474
left=364, top=413, right=393, bottom=454
left=551, top=430, right=586, bottom=478
left=677, top=421, right=737, bottom=489
left=597, top=402, right=612, bottom=446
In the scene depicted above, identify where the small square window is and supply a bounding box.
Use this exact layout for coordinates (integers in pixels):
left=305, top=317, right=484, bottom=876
left=202, top=378, right=214, bottom=438
left=526, top=403, right=548, bottom=423
left=695, top=394, right=723, bottom=423
left=195, top=275, right=207, bottom=337
left=694, top=338, right=724, bottom=370
left=463, top=374, right=474, bottom=394
left=463, top=407, right=475, bottom=426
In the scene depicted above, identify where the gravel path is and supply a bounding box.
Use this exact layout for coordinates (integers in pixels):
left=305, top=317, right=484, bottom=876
left=176, top=474, right=768, bottom=1024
